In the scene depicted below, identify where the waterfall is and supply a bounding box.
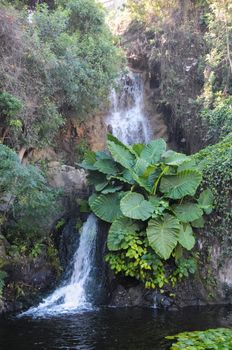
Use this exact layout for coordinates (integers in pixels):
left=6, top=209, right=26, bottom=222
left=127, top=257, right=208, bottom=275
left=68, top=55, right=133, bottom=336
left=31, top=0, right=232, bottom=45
left=21, top=215, right=98, bottom=317
left=106, top=71, right=152, bottom=144
left=21, top=71, right=152, bottom=318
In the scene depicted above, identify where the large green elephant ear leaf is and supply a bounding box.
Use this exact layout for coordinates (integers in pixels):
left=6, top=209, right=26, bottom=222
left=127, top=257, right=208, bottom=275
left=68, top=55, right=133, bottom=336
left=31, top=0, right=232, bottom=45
left=178, top=159, right=197, bottom=172
left=107, top=140, right=136, bottom=170
left=107, top=217, right=139, bottom=251
left=94, top=158, right=118, bottom=175
left=87, top=171, right=108, bottom=191
left=107, top=133, right=128, bottom=148
left=146, top=214, right=180, bottom=260
left=132, top=143, right=145, bottom=156
left=79, top=150, right=97, bottom=170
left=191, top=216, right=205, bottom=228
left=172, top=203, right=203, bottom=223
left=178, top=224, right=195, bottom=251
left=120, top=192, right=154, bottom=221
left=162, top=150, right=188, bottom=166
left=133, top=158, right=150, bottom=176
left=89, top=192, right=124, bottom=223
left=95, top=150, right=112, bottom=160
left=198, top=189, right=214, bottom=214
left=160, top=170, right=202, bottom=199
left=141, top=139, right=167, bottom=165
left=101, top=185, right=123, bottom=194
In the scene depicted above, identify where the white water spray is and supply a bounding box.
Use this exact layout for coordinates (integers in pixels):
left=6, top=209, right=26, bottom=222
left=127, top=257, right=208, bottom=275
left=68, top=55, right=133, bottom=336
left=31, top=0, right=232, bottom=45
left=22, top=215, right=98, bottom=317
left=106, top=72, right=152, bottom=144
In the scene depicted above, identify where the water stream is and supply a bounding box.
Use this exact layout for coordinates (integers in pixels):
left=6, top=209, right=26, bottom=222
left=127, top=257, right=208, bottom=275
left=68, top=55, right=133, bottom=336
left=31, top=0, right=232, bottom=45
left=22, top=215, right=98, bottom=317
left=106, top=72, right=151, bottom=144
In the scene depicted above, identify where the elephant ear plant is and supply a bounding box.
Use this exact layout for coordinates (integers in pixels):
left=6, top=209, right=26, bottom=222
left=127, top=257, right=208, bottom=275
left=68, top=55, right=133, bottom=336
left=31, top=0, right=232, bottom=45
left=80, top=134, right=214, bottom=290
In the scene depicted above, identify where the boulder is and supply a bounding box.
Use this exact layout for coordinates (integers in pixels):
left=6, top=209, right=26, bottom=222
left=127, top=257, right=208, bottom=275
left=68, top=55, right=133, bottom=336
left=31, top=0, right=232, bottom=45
left=47, top=162, right=88, bottom=195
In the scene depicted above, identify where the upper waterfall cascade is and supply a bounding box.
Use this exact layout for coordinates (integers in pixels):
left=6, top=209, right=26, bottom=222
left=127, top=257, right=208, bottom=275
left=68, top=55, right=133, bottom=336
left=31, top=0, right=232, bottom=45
left=21, top=215, right=98, bottom=317
left=106, top=72, right=152, bottom=144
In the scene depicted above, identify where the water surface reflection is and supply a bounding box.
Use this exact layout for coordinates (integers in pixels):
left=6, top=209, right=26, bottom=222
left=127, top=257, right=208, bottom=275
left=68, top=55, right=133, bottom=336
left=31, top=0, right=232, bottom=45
left=0, top=306, right=232, bottom=350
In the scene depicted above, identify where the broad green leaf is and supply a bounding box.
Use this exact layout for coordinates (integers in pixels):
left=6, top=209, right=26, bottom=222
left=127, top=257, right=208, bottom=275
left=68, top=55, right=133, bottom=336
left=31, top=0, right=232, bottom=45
left=101, top=185, right=123, bottom=194
left=107, top=217, right=139, bottom=251
left=146, top=214, right=180, bottom=260
left=162, top=150, right=188, bottom=166
left=160, top=170, right=202, bottom=199
left=106, top=173, right=134, bottom=185
left=178, top=224, right=195, bottom=250
left=89, top=192, right=124, bottom=223
left=174, top=244, right=183, bottom=261
left=172, top=203, right=203, bottom=223
left=140, top=139, right=166, bottom=164
left=88, top=193, right=97, bottom=207
left=122, top=169, right=136, bottom=184
left=178, top=159, right=197, bottom=172
left=130, top=172, right=153, bottom=193
left=191, top=216, right=205, bottom=228
left=107, top=133, right=128, bottom=148
left=120, top=192, right=154, bottom=221
left=94, top=159, right=118, bottom=175
left=95, top=151, right=112, bottom=160
left=79, top=150, right=96, bottom=170
left=87, top=171, right=108, bottom=191
left=95, top=182, right=109, bottom=192
left=198, top=189, right=214, bottom=214
left=107, top=140, right=135, bottom=169
left=134, top=158, right=150, bottom=176
left=146, top=167, right=161, bottom=187
left=152, top=165, right=170, bottom=194
left=132, top=143, right=145, bottom=156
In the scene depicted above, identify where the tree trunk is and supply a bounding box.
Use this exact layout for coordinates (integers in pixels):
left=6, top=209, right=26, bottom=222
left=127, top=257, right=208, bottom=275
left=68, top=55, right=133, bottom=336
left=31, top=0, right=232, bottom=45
left=18, top=147, right=27, bottom=163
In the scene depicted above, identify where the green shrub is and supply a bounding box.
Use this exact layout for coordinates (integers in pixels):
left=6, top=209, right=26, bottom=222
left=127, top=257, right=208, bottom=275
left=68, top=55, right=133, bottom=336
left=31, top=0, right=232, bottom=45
left=80, top=135, right=213, bottom=289
left=0, top=144, right=59, bottom=242
left=0, top=92, right=23, bottom=118
left=193, top=135, right=232, bottom=260
left=201, top=96, right=232, bottom=143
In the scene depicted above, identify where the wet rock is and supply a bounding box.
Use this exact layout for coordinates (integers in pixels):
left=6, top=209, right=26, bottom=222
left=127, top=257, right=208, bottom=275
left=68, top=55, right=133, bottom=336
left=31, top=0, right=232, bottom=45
left=0, top=298, right=6, bottom=315
left=58, top=218, right=80, bottom=269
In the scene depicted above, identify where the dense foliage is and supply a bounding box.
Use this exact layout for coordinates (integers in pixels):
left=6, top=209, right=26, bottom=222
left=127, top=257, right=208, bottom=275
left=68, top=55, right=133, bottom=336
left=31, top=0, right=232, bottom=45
left=81, top=135, right=213, bottom=289
left=200, top=0, right=232, bottom=143
left=193, top=135, right=232, bottom=261
left=167, top=328, right=232, bottom=350
left=0, top=144, right=58, bottom=243
left=0, top=0, right=121, bottom=158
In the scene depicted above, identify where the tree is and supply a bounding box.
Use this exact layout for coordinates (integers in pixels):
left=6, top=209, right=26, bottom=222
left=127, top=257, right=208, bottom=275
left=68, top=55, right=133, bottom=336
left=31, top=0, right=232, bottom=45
left=0, top=1, right=121, bottom=160
left=0, top=144, right=58, bottom=239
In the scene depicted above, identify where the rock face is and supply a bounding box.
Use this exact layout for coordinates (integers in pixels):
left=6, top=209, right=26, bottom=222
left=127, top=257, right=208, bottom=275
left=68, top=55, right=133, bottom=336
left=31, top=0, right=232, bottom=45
left=47, top=162, right=88, bottom=195
left=1, top=255, right=58, bottom=314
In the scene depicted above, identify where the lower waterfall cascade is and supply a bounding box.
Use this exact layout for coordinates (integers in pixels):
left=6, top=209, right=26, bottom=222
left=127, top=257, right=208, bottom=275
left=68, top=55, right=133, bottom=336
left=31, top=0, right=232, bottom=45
left=21, top=215, right=98, bottom=317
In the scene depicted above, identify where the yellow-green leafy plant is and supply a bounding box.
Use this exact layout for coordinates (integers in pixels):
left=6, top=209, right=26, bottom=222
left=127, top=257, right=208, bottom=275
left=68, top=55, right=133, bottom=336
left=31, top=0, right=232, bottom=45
left=80, top=134, right=214, bottom=289
left=166, top=328, right=232, bottom=349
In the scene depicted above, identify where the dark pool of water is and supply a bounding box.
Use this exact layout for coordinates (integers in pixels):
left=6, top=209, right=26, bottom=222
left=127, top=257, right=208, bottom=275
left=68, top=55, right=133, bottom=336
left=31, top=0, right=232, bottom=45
left=0, top=305, right=232, bottom=350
